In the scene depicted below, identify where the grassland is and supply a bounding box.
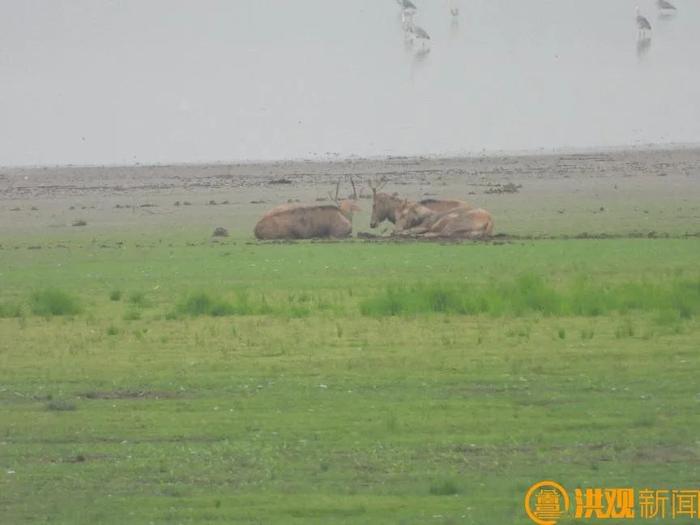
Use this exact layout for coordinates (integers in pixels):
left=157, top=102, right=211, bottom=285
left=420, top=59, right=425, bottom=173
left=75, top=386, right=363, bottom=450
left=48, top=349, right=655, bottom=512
left=0, top=233, right=699, bottom=524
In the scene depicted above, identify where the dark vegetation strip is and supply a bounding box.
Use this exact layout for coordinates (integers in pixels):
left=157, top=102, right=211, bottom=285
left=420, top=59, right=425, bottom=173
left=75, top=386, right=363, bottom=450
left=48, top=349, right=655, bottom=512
left=359, top=275, right=700, bottom=318
left=2, top=275, right=699, bottom=319
left=174, top=291, right=312, bottom=318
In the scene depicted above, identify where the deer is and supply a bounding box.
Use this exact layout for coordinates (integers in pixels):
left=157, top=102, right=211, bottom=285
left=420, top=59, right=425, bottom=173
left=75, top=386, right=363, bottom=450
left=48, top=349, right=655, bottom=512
left=368, top=177, right=472, bottom=230
left=254, top=180, right=361, bottom=240
left=394, top=200, right=494, bottom=239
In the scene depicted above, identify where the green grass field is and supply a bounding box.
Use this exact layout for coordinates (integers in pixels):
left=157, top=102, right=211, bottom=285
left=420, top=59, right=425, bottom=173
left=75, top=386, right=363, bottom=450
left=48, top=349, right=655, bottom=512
left=1, top=235, right=699, bottom=524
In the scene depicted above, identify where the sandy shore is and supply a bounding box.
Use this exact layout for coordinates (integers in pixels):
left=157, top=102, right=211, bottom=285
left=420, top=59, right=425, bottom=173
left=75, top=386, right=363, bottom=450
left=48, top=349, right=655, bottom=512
left=1, top=148, right=699, bottom=239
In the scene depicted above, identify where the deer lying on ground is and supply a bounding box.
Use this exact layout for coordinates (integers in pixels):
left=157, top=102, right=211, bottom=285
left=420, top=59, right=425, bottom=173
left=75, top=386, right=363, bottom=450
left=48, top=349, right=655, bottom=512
left=254, top=181, right=361, bottom=240
left=395, top=201, right=494, bottom=239
left=368, top=178, right=471, bottom=230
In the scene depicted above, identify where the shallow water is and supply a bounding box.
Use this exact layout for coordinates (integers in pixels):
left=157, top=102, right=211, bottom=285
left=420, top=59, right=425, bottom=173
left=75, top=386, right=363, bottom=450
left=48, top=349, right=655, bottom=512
left=1, top=0, right=699, bottom=165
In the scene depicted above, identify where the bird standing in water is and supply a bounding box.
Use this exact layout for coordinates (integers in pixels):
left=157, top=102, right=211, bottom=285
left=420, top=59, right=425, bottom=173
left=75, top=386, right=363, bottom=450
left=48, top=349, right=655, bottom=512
left=657, top=0, right=677, bottom=11
left=449, top=0, right=459, bottom=17
left=408, top=23, right=431, bottom=49
left=398, top=0, right=417, bottom=30
left=397, top=0, right=417, bottom=13
left=636, top=6, right=652, bottom=35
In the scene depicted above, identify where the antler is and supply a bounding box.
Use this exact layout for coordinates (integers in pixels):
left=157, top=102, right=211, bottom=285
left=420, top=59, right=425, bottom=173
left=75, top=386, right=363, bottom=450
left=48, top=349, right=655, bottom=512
left=368, top=176, right=387, bottom=194
left=349, top=176, right=358, bottom=200
left=328, top=180, right=341, bottom=204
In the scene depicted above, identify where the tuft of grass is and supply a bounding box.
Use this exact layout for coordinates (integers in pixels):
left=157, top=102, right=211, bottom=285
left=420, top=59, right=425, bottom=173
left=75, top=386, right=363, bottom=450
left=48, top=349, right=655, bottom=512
left=123, top=310, right=142, bottom=321
left=580, top=328, right=595, bottom=340
left=106, top=325, right=119, bottom=336
left=46, top=400, right=77, bottom=412
left=0, top=302, right=23, bottom=318
left=177, top=292, right=236, bottom=317
left=128, top=291, right=149, bottom=307
left=109, top=290, right=122, bottom=301
left=429, top=478, right=460, bottom=496
left=285, top=291, right=324, bottom=316
left=30, top=289, right=81, bottom=316
left=615, top=319, right=635, bottom=339
left=506, top=274, right=562, bottom=315
left=175, top=290, right=280, bottom=317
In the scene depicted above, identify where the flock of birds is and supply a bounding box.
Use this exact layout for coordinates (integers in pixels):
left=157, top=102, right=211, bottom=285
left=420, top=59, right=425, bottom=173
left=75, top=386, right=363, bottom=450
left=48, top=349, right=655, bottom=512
left=635, top=0, right=679, bottom=57
left=395, top=0, right=678, bottom=55
left=637, top=0, right=678, bottom=35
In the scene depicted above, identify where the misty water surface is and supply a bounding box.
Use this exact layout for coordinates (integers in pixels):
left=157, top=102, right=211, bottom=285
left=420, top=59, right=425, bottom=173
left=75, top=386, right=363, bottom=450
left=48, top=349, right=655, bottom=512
left=1, top=0, right=699, bottom=165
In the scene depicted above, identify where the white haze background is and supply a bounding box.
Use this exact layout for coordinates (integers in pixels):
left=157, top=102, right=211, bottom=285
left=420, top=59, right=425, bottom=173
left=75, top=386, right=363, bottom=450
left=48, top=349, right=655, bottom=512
left=1, top=0, right=699, bottom=166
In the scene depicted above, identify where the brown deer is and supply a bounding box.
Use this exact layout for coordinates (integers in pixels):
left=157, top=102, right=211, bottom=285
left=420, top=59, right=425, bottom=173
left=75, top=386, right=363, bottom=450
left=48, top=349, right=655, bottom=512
left=254, top=181, right=361, bottom=240
left=368, top=177, right=471, bottom=230
left=395, top=201, right=494, bottom=239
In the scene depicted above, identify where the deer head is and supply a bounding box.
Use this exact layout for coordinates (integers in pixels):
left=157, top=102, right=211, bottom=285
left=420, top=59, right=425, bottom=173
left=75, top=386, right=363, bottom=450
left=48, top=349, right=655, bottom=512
left=330, top=178, right=361, bottom=220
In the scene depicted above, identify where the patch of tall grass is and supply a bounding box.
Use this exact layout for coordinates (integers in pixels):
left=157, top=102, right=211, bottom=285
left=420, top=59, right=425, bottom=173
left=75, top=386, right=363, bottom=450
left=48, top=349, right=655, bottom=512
left=429, top=477, right=461, bottom=496
left=0, top=302, right=23, bottom=318
left=176, top=292, right=253, bottom=317
left=128, top=291, right=149, bottom=307
left=123, top=310, right=141, bottom=321
left=175, top=290, right=320, bottom=318
left=30, top=289, right=82, bottom=316
left=360, top=275, right=700, bottom=318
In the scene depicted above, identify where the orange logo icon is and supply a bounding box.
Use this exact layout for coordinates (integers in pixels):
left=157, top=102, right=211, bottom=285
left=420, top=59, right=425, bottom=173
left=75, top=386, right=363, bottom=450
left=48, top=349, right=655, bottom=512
left=525, top=480, right=571, bottom=525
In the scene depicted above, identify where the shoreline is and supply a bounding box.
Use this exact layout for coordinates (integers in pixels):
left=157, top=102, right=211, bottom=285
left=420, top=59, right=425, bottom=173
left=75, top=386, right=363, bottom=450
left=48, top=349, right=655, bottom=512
left=2, top=142, right=700, bottom=172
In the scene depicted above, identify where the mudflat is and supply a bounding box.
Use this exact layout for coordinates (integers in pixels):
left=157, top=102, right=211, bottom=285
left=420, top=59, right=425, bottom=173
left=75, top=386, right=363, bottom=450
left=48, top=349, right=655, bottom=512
left=1, top=147, right=699, bottom=239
